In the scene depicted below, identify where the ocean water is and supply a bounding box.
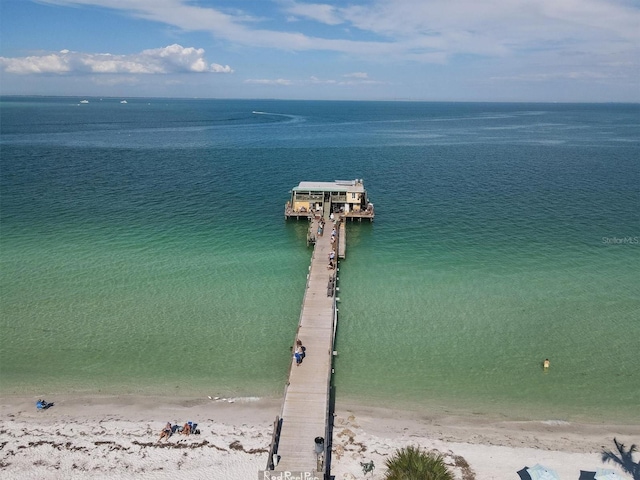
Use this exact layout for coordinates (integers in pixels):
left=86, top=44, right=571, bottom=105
left=1, top=97, right=638, bottom=424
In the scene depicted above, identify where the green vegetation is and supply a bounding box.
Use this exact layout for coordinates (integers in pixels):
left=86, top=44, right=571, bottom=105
left=384, top=445, right=454, bottom=480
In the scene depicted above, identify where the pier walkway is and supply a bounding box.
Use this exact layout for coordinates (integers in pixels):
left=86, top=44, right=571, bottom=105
left=268, top=218, right=339, bottom=477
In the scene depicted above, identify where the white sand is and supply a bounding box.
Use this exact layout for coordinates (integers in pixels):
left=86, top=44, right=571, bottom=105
left=0, top=395, right=636, bottom=479
left=330, top=403, right=636, bottom=480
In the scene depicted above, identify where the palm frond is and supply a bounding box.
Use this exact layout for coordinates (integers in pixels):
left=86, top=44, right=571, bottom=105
left=384, top=445, right=454, bottom=480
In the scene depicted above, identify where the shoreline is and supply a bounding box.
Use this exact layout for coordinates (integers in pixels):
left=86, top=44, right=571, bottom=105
left=1, top=394, right=636, bottom=479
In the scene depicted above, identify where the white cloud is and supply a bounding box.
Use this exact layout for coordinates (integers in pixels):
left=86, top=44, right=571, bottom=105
left=492, top=71, right=616, bottom=82
left=1, top=0, right=636, bottom=101
left=0, top=44, right=233, bottom=75
left=281, top=1, right=343, bottom=25
left=310, top=74, right=385, bottom=86
left=20, top=0, right=640, bottom=101
left=343, top=72, right=368, bottom=79
left=210, top=63, right=233, bottom=73
left=244, top=78, right=293, bottom=85
left=33, top=0, right=640, bottom=65
left=310, top=76, right=337, bottom=84
left=246, top=75, right=383, bottom=87
left=0, top=53, right=71, bottom=74
left=91, top=75, right=142, bottom=86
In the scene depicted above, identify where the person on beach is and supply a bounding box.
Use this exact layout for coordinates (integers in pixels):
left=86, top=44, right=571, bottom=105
left=159, top=422, right=172, bottom=442
left=180, top=422, right=191, bottom=435
left=36, top=399, right=52, bottom=410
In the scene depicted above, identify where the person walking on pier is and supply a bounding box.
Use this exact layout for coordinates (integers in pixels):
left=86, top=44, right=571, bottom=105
left=294, top=339, right=306, bottom=366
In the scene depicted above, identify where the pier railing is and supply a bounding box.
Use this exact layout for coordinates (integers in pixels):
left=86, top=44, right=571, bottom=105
left=285, top=205, right=374, bottom=222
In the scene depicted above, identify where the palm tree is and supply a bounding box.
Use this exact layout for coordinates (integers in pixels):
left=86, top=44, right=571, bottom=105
left=384, top=445, right=454, bottom=480
left=601, top=437, right=640, bottom=480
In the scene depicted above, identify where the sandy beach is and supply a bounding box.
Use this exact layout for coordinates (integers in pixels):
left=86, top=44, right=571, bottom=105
left=0, top=394, right=636, bottom=479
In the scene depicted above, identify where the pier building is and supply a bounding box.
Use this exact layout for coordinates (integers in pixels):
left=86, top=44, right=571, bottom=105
left=284, top=179, right=374, bottom=221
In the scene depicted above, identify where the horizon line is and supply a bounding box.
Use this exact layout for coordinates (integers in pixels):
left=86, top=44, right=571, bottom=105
left=1, top=94, right=639, bottom=106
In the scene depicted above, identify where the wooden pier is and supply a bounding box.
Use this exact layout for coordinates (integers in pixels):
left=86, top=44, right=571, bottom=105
left=263, top=180, right=373, bottom=479
left=263, top=218, right=340, bottom=478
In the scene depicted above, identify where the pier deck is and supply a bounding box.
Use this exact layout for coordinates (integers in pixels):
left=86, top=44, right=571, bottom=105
left=273, top=219, right=338, bottom=475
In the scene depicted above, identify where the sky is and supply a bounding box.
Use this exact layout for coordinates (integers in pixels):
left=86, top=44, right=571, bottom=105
left=0, top=0, right=639, bottom=102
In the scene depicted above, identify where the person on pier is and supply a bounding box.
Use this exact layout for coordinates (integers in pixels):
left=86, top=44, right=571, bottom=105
left=294, top=339, right=305, bottom=366
left=328, top=250, right=336, bottom=269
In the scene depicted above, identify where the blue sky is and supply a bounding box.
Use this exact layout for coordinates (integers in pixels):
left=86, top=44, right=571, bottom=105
left=1, top=0, right=638, bottom=101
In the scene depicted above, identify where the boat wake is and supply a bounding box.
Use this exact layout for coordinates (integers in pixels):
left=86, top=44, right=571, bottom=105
left=252, top=110, right=294, bottom=117
left=252, top=110, right=304, bottom=124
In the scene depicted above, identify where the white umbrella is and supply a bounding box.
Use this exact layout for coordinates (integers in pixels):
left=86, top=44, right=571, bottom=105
left=594, top=469, right=625, bottom=480
left=527, top=464, right=560, bottom=480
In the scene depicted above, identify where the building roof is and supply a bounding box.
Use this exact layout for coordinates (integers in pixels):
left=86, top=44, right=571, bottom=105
left=293, top=180, right=365, bottom=193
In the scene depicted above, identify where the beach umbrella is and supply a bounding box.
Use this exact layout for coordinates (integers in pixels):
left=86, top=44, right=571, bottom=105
left=526, top=464, right=560, bottom=480
left=594, top=469, right=625, bottom=480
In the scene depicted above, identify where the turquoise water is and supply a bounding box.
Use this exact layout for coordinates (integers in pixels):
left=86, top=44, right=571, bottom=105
left=1, top=98, right=638, bottom=423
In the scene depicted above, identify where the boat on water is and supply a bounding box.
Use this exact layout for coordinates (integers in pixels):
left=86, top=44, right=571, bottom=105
left=120, top=100, right=128, bottom=104
left=285, top=179, right=374, bottom=221
left=79, top=100, right=89, bottom=104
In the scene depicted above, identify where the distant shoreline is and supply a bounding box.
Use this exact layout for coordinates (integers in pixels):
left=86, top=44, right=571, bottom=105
left=1, top=94, right=639, bottom=105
